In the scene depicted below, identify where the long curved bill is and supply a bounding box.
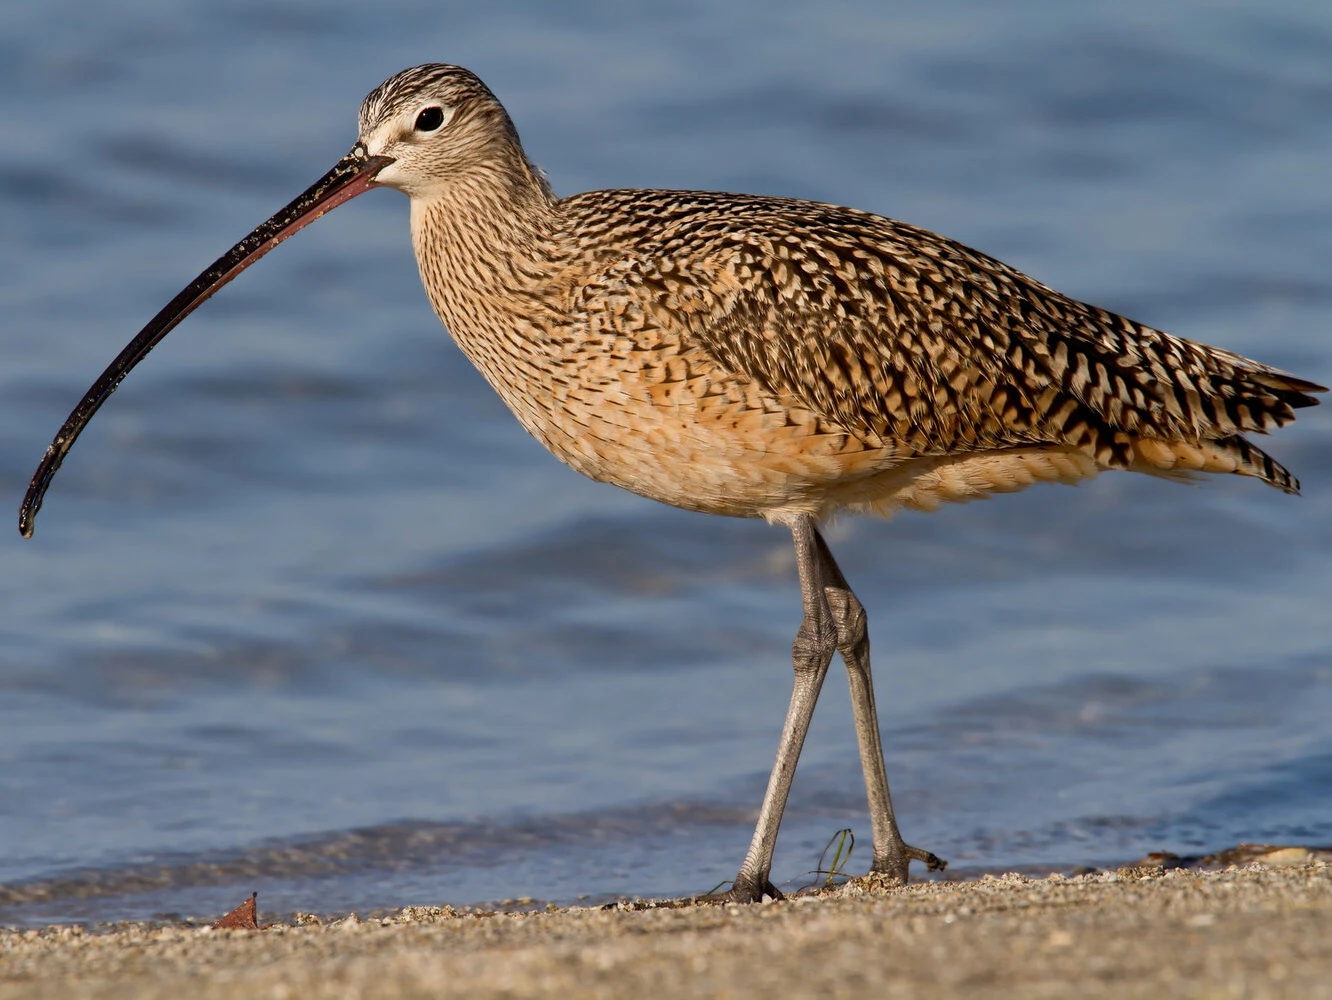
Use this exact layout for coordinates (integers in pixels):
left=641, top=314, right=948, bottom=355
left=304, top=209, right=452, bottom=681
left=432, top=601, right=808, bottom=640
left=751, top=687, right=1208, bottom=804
left=19, top=145, right=396, bottom=538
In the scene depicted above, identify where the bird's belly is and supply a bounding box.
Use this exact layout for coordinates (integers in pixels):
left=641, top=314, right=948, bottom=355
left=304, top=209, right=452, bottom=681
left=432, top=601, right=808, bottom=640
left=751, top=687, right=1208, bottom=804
left=550, top=398, right=890, bottom=519
left=528, top=390, right=1101, bottom=522
left=481, top=351, right=897, bottom=520
left=456, top=331, right=1103, bottom=523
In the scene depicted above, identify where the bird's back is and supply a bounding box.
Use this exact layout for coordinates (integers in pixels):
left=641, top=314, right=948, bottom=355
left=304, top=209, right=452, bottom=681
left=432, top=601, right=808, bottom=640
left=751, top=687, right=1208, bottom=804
left=519, top=187, right=1320, bottom=518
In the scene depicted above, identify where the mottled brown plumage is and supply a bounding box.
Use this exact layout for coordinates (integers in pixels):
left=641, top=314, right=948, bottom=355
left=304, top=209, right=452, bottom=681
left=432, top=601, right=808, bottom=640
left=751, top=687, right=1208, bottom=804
left=23, top=62, right=1324, bottom=905
left=366, top=65, right=1321, bottom=529
left=360, top=64, right=1323, bottom=900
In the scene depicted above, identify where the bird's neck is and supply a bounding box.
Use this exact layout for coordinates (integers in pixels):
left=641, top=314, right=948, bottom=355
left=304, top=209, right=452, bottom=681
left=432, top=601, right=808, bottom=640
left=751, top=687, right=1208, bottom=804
left=409, top=149, right=560, bottom=314
left=408, top=150, right=570, bottom=431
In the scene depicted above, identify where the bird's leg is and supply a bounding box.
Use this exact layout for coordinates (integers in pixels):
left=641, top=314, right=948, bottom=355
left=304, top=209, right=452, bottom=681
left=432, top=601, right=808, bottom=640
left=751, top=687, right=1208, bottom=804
left=720, top=515, right=837, bottom=903
left=812, top=528, right=946, bottom=883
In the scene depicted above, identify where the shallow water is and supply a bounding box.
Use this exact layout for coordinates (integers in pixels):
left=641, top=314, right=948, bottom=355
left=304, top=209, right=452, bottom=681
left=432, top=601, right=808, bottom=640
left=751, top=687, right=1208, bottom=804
left=2, top=0, right=1331, bottom=925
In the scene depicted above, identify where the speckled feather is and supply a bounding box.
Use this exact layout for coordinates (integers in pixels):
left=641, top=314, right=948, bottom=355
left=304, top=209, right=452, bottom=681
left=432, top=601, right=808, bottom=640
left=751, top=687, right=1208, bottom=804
left=366, top=65, right=1323, bottom=523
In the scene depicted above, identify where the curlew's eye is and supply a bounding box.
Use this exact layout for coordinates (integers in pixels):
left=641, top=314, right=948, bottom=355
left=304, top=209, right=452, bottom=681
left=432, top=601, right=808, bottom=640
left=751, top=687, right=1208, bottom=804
left=414, top=106, right=446, bottom=132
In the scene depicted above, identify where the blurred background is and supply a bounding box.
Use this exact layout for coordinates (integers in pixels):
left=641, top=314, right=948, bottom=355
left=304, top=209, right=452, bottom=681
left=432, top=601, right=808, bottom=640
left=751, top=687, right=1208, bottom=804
left=1, top=0, right=1330, bottom=925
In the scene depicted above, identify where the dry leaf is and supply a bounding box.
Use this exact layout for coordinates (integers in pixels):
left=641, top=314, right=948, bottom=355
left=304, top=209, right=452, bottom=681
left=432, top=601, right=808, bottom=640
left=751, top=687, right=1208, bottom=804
left=213, top=891, right=261, bottom=930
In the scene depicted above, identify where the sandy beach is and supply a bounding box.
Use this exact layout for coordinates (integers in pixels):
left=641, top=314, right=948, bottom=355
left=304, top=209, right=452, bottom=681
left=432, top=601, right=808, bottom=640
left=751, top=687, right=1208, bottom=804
left=2, top=861, right=1329, bottom=999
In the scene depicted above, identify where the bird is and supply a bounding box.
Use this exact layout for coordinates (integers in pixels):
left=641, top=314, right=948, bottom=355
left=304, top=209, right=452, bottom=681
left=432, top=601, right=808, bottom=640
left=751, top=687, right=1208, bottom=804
left=20, top=63, right=1324, bottom=903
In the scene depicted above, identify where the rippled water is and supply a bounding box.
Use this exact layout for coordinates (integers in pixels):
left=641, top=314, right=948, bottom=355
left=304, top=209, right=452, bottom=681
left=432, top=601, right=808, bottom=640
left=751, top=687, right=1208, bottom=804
left=2, top=0, right=1331, bottom=926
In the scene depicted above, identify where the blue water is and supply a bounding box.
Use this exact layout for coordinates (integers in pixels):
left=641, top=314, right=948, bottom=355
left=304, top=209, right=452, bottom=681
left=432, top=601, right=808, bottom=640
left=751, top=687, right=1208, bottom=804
left=2, top=0, right=1331, bottom=925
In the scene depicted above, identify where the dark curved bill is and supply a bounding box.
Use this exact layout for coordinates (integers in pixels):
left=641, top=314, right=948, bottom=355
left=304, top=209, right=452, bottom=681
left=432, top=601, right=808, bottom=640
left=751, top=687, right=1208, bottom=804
left=19, top=145, right=396, bottom=538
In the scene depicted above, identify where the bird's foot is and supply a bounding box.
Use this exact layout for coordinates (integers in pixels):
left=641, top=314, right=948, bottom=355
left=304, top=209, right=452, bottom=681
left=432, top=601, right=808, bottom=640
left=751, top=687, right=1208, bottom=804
left=701, top=876, right=784, bottom=904
left=867, top=844, right=948, bottom=886
left=908, top=845, right=948, bottom=872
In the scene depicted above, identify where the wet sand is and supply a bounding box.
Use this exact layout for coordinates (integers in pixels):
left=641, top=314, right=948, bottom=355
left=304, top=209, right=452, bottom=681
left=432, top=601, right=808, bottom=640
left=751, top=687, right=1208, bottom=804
left=2, top=862, right=1329, bottom=999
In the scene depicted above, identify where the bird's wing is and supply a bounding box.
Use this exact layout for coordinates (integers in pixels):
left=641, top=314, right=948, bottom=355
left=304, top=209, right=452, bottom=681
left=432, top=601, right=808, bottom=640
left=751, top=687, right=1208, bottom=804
left=596, top=192, right=1321, bottom=468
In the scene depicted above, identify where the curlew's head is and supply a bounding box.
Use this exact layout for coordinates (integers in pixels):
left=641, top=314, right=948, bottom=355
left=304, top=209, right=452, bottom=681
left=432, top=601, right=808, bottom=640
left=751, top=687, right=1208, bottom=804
left=18, top=63, right=517, bottom=537
left=355, top=64, right=529, bottom=200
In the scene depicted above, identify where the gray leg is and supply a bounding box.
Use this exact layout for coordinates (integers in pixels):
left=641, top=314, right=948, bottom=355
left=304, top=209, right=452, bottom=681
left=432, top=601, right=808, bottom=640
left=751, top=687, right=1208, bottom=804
left=812, top=529, right=945, bottom=881
left=722, top=515, right=838, bottom=902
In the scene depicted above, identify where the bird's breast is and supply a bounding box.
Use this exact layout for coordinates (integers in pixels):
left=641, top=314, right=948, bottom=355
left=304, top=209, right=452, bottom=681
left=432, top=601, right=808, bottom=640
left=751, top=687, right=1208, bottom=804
left=428, top=283, right=902, bottom=519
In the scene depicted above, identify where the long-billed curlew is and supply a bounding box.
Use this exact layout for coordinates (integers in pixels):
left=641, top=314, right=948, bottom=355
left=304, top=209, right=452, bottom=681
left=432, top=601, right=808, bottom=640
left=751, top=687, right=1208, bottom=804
left=21, top=65, right=1324, bottom=902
